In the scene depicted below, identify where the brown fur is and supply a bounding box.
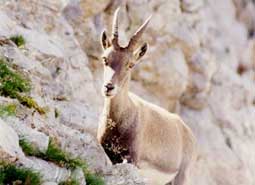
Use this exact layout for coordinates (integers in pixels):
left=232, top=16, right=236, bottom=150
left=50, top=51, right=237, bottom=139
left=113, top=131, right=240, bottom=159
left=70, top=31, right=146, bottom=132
left=97, top=8, right=197, bottom=185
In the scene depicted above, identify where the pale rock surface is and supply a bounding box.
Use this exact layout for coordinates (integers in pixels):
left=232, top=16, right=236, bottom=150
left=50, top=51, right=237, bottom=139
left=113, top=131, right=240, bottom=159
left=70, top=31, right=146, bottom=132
left=0, top=0, right=254, bottom=185
left=42, top=182, right=58, bottom=185
left=0, top=119, right=24, bottom=162
left=71, top=168, right=86, bottom=185
left=104, top=164, right=146, bottom=185
left=18, top=157, right=71, bottom=183
left=6, top=117, right=50, bottom=152
left=52, top=122, right=111, bottom=172
left=132, top=47, right=189, bottom=111
left=180, top=0, right=204, bottom=12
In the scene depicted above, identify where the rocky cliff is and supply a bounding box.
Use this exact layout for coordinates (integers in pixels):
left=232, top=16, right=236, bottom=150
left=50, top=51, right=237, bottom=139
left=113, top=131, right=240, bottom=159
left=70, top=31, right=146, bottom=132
left=0, top=0, right=254, bottom=185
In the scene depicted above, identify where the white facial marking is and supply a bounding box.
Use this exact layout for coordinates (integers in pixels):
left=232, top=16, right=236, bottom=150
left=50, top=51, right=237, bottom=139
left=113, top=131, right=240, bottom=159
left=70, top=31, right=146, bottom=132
left=102, top=66, right=118, bottom=97
left=104, top=66, right=115, bottom=83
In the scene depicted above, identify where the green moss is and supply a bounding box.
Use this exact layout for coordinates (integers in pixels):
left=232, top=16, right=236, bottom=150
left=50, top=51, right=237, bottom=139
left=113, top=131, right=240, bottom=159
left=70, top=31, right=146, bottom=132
left=0, top=59, right=45, bottom=114
left=9, top=35, right=26, bottom=47
left=59, top=178, right=80, bottom=185
left=0, top=163, right=41, bottom=185
left=0, top=103, right=17, bottom=117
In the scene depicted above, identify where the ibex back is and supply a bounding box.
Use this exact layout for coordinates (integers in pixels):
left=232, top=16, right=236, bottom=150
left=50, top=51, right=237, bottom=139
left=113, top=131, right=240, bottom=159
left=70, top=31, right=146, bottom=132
left=97, top=8, right=197, bottom=185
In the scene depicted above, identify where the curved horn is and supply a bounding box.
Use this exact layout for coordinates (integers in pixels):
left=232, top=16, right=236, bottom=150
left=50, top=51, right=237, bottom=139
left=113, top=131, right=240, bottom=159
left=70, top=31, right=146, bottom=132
left=112, top=7, right=120, bottom=49
left=127, top=15, right=152, bottom=51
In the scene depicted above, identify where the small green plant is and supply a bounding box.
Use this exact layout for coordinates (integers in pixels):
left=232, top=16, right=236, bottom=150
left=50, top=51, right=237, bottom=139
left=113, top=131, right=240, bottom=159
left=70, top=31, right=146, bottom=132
left=0, top=59, right=45, bottom=114
left=59, top=178, right=79, bottom=185
left=17, top=95, right=46, bottom=114
left=19, top=138, right=40, bottom=156
left=40, top=139, right=85, bottom=169
left=0, top=59, right=30, bottom=97
left=0, top=103, right=17, bottom=117
left=0, top=163, right=41, bottom=185
left=84, top=172, right=105, bottom=185
left=9, top=35, right=26, bottom=47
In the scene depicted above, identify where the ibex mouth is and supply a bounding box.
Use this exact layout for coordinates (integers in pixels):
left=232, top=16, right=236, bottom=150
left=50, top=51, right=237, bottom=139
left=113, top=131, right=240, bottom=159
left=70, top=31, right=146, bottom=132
left=102, top=86, right=117, bottom=98
left=105, top=93, right=113, bottom=97
left=104, top=91, right=115, bottom=98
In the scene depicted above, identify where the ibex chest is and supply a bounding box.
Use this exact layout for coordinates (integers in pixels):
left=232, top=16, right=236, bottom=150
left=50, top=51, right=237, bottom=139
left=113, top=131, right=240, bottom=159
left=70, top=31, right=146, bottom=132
left=100, top=118, right=137, bottom=164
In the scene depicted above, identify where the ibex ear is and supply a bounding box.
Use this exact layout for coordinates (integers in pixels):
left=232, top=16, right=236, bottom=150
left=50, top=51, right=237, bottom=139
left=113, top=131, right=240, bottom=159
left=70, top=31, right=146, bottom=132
left=134, top=43, right=148, bottom=61
left=101, top=30, right=110, bottom=50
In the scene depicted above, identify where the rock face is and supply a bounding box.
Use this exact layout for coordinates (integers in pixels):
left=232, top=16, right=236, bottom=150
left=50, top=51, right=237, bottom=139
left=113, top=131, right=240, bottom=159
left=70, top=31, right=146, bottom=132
left=0, top=0, right=254, bottom=185
left=0, top=118, right=23, bottom=163
left=18, top=157, right=72, bottom=183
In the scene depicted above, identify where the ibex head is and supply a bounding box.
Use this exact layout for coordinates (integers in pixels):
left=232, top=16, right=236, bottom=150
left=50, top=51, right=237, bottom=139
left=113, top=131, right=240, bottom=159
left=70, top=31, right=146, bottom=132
left=100, top=7, right=151, bottom=98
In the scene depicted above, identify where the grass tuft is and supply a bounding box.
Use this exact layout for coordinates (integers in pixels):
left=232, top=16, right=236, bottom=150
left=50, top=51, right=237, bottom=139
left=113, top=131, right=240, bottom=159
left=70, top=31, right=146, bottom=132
left=0, top=103, right=17, bottom=117
left=44, top=141, right=105, bottom=185
left=59, top=178, right=80, bottom=185
left=9, top=35, right=26, bottom=47
left=19, top=138, right=86, bottom=169
left=0, top=163, right=41, bottom=185
left=18, top=95, right=46, bottom=114
left=0, top=59, right=30, bottom=97
left=0, top=59, right=45, bottom=114
left=19, top=138, right=40, bottom=157
left=19, top=138, right=105, bottom=185
left=41, top=139, right=85, bottom=169
left=84, top=172, right=105, bottom=185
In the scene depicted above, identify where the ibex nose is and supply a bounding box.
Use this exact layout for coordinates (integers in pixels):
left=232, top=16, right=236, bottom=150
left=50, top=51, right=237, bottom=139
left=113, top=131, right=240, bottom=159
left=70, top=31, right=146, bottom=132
left=105, top=83, right=114, bottom=92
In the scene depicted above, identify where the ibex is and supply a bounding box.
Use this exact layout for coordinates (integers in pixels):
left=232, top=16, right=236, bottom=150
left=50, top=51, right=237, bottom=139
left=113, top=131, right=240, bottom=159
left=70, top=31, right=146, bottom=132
left=97, top=8, right=197, bottom=185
